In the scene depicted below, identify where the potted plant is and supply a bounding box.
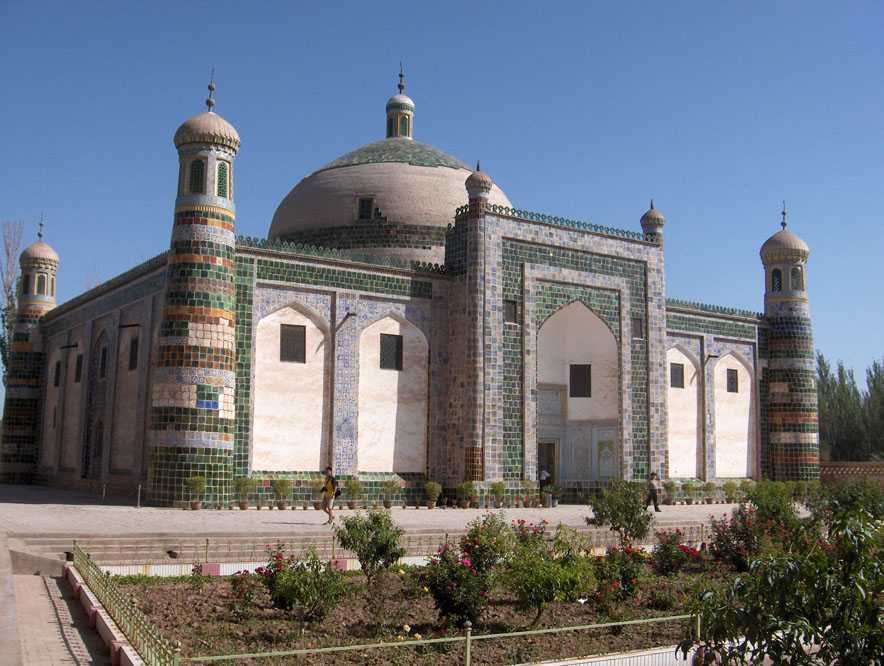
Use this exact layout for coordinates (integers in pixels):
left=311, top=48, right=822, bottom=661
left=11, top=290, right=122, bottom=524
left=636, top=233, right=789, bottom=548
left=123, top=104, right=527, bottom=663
left=345, top=478, right=362, bottom=510
left=682, top=481, right=697, bottom=505
left=521, top=479, right=537, bottom=507
left=425, top=480, right=442, bottom=509
left=456, top=482, right=475, bottom=508
left=547, top=484, right=562, bottom=507
left=541, top=487, right=552, bottom=508
left=703, top=481, right=717, bottom=504
left=382, top=479, right=401, bottom=509
left=490, top=481, right=506, bottom=508
left=662, top=480, right=677, bottom=506
left=184, top=476, right=206, bottom=510
left=233, top=477, right=256, bottom=510
left=312, top=478, right=325, bottom=510
left=738, top=478, right=754, bottom=502
left=271, top=478, right=292, bottom=509
left=722, top=480, right=738, bottom=503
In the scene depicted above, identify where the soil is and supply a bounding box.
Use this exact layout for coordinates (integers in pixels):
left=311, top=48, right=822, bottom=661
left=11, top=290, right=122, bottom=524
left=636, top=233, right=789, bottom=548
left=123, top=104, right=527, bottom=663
left=121, top=562, right=733, bottom=665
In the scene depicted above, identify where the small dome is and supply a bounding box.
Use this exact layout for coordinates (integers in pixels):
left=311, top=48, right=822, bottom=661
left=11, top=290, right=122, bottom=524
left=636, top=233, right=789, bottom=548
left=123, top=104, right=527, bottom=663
left=465, top=165, right=493, bottom=195
left=386, top=93, right=415, bottom=112
left=173, top=111, right=240, bottom=152
left=760, top=227, right=810, bottom=264
left=20, top=239, right=59, bottom=265
left=640, top=201, right=665, bottom=225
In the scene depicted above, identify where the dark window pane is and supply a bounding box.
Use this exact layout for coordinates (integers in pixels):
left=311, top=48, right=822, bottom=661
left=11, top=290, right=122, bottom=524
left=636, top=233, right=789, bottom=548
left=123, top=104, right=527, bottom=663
left=569, top=364, right=591, bottom=398
left=22, top=274, right=29, bottom=295
left=790, top=266, right=804, bottom=290
left=280, top=324, right=306, bottom=363
left=670, top=363, right=685, bottom=388
left=380, top=333, right=403, bottom=371
left=53, top=361, right=61, bottom=387
left=358, top=197, right=374, bottom=221
left=75, top=354, right=83, bottom=383
left=504, top=299, right=518, bottom=324
left=216, top=161, right=229, bottom=198
left=771, top=269, right=782, bottom=292
left=632, top=317, right=644, bottom=339
left=99, top=347, right=107, bottom=379
left=399, top=115, right=409, bottom=136
left=727, top=368, right=739, bottom=393
left=128, top=337, right=139, bottom=371
left=188, top=159, right=205, bottom=194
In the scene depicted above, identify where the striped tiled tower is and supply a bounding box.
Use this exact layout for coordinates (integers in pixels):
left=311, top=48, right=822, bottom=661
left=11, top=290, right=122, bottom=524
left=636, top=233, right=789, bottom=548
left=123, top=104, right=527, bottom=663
left=0, top=226, right=59, bottom=482
left=146, top=82, right=240, bottom=506
left=760, top=205, right=819, bottom=480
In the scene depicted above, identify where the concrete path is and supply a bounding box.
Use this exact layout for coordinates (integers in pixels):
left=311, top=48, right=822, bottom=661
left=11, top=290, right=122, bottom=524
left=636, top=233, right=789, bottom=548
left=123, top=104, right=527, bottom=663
left=13, top=575, right=110, bottom=665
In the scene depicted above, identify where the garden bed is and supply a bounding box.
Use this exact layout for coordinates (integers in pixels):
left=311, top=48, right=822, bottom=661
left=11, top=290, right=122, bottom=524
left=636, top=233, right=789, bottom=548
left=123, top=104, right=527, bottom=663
left=118, top=561, right=732, bottom=665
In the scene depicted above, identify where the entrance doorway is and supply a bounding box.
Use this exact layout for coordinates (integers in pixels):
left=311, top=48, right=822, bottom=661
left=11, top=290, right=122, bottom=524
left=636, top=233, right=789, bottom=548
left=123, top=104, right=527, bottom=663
left=538, top=440, right=558, bottom=489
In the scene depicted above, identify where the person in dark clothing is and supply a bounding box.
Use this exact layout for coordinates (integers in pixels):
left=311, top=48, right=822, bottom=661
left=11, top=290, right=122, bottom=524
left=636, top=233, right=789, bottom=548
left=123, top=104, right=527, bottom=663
left=646, top=472, right=662, bottom=512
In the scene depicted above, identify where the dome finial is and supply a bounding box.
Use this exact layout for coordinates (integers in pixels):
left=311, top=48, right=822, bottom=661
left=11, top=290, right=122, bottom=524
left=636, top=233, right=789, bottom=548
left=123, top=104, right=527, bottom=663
left=650, top=198, right=655, bottom=210
left=398, top=62, right=405, bottom=94
left=206, top=67, right=216, bottom=112
left=476, top=160, right=481, bottom=172
left=37, top=212, right=44, bottom=240
left=780, top=200, right=787, bottom=230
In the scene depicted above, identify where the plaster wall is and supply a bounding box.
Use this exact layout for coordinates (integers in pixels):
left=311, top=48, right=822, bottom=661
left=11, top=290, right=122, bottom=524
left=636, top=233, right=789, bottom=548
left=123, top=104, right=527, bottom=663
left=251, top=306, right=328, bottom=471
left=667, top=347, right=701, bottom=478
left=357, top=316, right=428, bottom=473
left=109, top=323, right=140, bottom=474
left=537, top=301, right=618, bottom=421
left=714, top=354, right=754, bottom=477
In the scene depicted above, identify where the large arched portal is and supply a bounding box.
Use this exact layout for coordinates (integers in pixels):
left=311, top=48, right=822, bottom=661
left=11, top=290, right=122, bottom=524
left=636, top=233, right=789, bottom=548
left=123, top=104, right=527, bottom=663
left=357, top=315, right=428, bottom=473
left=252, top=305, right=329, bottom=471
left=536, top=301, right=619, bottom=485
left=713, top=352, right=755, bottom=478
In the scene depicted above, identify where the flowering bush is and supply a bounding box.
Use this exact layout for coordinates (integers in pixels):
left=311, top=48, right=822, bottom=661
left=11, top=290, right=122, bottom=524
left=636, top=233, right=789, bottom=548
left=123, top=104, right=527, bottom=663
left=587, top=480, right=652, bottom=547
left=334, top=510, right=405, bottom=587
left=651, top=529, right=700, bottom=576
left=513, top=519, right=548, bottom=548
left=504, top=541, right=565, bottom=626
left=708, top=504, right=783, bottom=572
left=595, top=546, right=642, bottom=601
left=459, top=513, right=515, bottom=575
left=419, top=544, right=489, bottom=627
left=270, top=548, right=348, bottom=624
left=255, top=543, right=295, bottom=597
left=228, top=570, right=262, bottom=619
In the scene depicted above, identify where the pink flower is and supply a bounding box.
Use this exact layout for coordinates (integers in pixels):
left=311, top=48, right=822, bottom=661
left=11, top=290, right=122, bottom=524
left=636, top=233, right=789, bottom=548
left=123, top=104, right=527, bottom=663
left=462, top=557, right=472, bottom=568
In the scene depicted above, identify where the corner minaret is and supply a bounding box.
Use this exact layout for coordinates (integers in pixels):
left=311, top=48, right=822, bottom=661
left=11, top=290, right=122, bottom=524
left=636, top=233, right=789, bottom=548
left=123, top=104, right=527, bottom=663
left=760, top=203, right=819, bottom=480
left=0, top=224, right=59, bottom=482
left=640, top=200, right=665, bottom=244
left=385, top=64, right=415, bottom=139
left=146, top=80, right=240, bottom=506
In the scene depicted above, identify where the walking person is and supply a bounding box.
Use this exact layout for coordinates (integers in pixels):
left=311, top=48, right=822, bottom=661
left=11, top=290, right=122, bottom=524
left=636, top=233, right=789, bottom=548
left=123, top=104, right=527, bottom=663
left=646, top=472, right=662, bottom=512
left=321, top=466, right=338, bottom=525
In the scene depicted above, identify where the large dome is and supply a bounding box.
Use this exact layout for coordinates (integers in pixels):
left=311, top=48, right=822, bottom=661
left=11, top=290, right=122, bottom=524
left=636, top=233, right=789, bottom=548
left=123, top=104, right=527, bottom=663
left=268, top=137, right=512, bottom=262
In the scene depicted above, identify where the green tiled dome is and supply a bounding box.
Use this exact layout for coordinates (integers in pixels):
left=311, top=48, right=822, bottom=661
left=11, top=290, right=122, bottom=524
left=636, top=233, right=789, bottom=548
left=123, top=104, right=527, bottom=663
left=316, top=138, right=469, bottom=173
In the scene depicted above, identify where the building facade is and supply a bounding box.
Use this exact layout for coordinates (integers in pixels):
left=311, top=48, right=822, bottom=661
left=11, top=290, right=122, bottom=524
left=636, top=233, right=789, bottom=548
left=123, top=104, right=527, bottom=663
left=0, top=77, right=820, bottom=504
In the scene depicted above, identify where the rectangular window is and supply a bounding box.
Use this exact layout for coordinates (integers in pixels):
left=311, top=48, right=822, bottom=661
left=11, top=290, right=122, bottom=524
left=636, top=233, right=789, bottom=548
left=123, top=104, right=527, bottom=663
left=53, top=360, right=61, bottom=387
left=75, top=354, right=83, bottom=383
left=569, top=364, right=591, bottom=398
left=358, top=197, right=374, bottom=221
left=504, top=299, right=518, bottom=324
left=52, top=406, right=56, bottom=429
left=99, top=346, right=107, bottom=379
left=279, top=324, right=306, bottom=363
left=128, top=337, right=139, bottom=371
left=379, top=333, right=403, bottom=371
left=632, top=317, right=645, bottom=339
left=670, top=363, right=685, bottom=389
left=727, top=368, right=739, bottom=393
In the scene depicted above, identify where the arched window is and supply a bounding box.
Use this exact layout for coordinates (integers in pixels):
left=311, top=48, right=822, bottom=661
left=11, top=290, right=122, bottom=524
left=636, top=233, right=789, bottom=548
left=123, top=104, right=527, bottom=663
left=188, top=159, right=205, bottom=194
left=36, top=274, right=47, bottom=295
left=771, top=268, right=782, bottom=292
left=399, top=115, right=409, bottom=137
left=217, top=161, right=229, bottom=198
left=790, top=266, right=804, bottom=291
left=386, top=117, right=394, bottom=138
left=22, top=274, right=30, bottom=295
left=50, top=276, right=55, bottom=296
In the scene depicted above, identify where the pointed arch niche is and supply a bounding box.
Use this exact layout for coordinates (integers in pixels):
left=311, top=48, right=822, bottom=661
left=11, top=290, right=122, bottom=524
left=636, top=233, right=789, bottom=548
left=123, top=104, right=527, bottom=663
left=252, top=303, right=329, bottom=471
left=666, top=346, right=701, bottom=478
left=357, top=314, right=428, bottom=473
left=713, top=352, right=755, bottom=478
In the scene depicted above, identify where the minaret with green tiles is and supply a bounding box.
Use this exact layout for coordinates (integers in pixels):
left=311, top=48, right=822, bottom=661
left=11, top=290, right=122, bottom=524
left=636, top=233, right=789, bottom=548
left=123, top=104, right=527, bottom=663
left=146, top=81, right=240, bottom=506
left=760, top=204, right=819, bottom=480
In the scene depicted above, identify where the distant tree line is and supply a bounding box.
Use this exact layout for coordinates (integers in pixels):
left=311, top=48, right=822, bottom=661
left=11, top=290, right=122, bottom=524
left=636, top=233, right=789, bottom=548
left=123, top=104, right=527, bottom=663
left=817, top=352, right=884, bottom=461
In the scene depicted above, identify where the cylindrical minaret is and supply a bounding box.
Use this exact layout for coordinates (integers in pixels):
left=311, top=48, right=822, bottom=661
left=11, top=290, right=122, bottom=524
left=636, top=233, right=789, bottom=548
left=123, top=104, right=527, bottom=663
left=640, top=200, right=665, bottom=244
left=146, top=82, right=240, bottom=506
left=0, top=225, right=59, bottom=482
left=385, top=65, right=415, bottom=139
left=760, top=205, right=819, bottom=480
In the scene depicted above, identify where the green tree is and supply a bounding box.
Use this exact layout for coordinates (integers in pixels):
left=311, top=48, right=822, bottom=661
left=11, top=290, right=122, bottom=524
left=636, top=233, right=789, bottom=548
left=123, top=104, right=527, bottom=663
left=334, top=510, right=405, bottom=589
left=863, top=358, right=884, bottom=457
left=817, top=352, right=867, bottom=460
left=586, top=480, right=652, bottom=547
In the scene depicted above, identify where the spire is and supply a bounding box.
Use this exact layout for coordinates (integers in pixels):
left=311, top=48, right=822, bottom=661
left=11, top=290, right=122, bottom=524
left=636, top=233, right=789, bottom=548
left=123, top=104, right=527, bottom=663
left=650, top=199, right=655, bottom=210
left=37, top=212, right=44, bottom=240
left=206, top=68, right=216, bottom=112
left=476, top=160, right=481, bottom=172
left=780, top=200, right=787, bottom=230
left=398, top=62, right=405, bottom=94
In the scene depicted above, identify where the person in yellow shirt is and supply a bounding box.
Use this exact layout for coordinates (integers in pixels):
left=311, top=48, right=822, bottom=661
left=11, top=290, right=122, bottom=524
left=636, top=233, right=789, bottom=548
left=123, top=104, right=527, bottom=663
left=322, top=466, right=338, bottom=524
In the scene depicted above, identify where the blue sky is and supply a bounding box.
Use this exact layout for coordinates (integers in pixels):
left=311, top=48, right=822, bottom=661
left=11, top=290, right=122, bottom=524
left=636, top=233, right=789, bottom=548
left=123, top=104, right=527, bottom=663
left=1, top=1, right=881, bottom=391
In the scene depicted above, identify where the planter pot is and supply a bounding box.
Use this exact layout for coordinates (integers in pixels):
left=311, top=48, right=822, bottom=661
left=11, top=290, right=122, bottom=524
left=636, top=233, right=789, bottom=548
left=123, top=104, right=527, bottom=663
left=276, top=501, right=288, bottom=510
left=492, top=499, right=502, bottom=508
left=426, top=500, right=436, bottom=509
left=552, top=498, right=559, bottom=507
left=470, top=496, right=479, bottom=508
left=190, top=501, right=202, bottom=510
left=383, top=500, right=393, bottom=509
left=313, top=501, right=322, bottom=510
left=302, top=503, right=309, bottom=510
left=705, top=498, right=714, bottom=504
left=663, top=498, right=674, bottom=506
left=458, top=500, right=469, bottom=509
left=238, top=501, right=248, bottom=510
left=347, top=500, right=357, bottom=510
left=685, top=498, right=694, bottom=505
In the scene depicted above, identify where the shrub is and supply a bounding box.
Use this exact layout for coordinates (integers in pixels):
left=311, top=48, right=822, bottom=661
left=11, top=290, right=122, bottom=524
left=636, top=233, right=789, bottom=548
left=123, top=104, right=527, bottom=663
left=652, top=530, right=690, bottom=576
left=420, top=543, right=489, bottom=627
left=513, top=519, right=548, bottom=548
left=228, top=570, right=262, bottom=619
left=551, top=524, right=589, bottom=562
left=521, top=479, right=537, bottom=504
left=738, top=478, right=755, bottom=500
left=184, top=476, right=206, bottom=500
left=708, top=504, right=786, bottom=572
left=647, top=588, right=678, bottom=611
left=596, top=546, right=643, bottom=600
left=271, top=548, right=348, bottom=625
left=424, top=480, right=442, bottom=503
left=460, top=513, right=514, bottom=575
left=586, top=480, right=652, bottom=547
left=335, top=510, right=405, bottom=588
left=504, top=542, right=563, bottom=626
left=662, top=480, right=677, bottom=502
left=746, top=480, right=797, bottom=526
left=557, top=555, right=596, bottom=603
left=345, top=478, right=362, bottom=499
left=722, top=480, right=738, bottom=503
left=703, top=481, right=718, bottom=501
left=457, top=481, right=477, bottom=501
left=681, top=481, right=698, bottom=502
left=382, top=479, right=402, bottom=500
left=810, top=478, right=884, bottom=524
left=271, top=478, right=292, bottom=501
left=233, top=476, right=257, bottom=502
left=490, top=481, right=506, bottom=499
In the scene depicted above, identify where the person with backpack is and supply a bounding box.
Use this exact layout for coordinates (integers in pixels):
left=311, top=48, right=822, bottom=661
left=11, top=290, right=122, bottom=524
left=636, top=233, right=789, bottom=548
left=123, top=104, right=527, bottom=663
left=322, top=466, right=339, bottom=524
